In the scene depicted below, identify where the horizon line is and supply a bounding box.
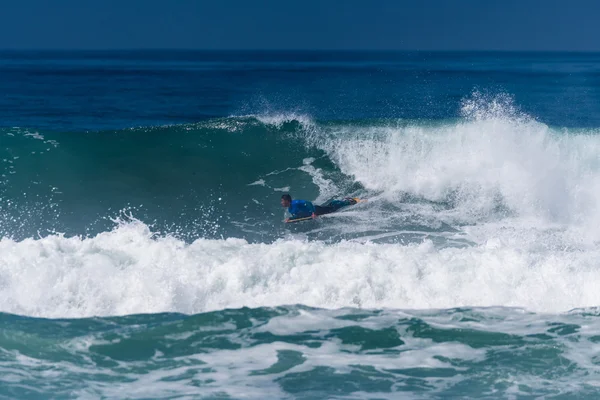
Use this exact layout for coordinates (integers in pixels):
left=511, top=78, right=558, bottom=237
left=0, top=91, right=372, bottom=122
left=1, top=48, right=600, bottom=53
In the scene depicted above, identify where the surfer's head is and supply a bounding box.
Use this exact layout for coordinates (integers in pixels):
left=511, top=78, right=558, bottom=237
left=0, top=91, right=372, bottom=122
left=281, top=194, right=292, bottom=207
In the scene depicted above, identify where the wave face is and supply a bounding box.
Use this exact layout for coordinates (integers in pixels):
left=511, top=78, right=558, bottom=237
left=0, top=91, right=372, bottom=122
left=4, top=51, right=600, bottom=398
left=0, top=118, right=319, bottom=242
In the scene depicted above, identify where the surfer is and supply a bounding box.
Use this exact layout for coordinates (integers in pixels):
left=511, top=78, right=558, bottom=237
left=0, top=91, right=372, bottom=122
left=281, top=194, right=358, bottom=221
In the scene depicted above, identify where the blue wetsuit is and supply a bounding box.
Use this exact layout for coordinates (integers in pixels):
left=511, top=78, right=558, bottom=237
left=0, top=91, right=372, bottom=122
left=288, top=200, right=315, bottom=219
left=315, top=198, right=356, bottom=215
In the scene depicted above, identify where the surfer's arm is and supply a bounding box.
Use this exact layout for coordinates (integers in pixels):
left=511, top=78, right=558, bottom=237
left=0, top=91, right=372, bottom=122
left=306, top=201, right=317, bottom=218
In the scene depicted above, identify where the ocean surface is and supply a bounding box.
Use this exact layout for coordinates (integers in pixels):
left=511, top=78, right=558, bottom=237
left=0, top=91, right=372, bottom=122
left=2, top=50, right=600, bottom=398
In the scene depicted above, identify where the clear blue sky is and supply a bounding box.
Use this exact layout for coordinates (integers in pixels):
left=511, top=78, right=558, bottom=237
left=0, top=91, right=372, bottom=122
left=1, top=0, right=599, bottom=51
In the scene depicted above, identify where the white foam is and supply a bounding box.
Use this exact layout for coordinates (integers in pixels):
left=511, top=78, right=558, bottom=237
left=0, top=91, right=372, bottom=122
left=253, top=112, right=315, bottom=130
left=248, top=179, right=266, bottom=186
left=23, top=132, right=45, bottom=141
left=312, top=94, right=600, bottom=242
left=2, top=221, right=600, bottom=319
left=298, top=157, right=339, bottom=203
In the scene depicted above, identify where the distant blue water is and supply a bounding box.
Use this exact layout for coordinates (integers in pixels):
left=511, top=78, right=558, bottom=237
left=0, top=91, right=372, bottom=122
left=3, top=51, right=600, bottom=398
left=2, top=51, right=600, bottom=131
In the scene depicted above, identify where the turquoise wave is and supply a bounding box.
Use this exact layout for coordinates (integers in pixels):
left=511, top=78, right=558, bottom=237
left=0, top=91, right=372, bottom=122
left=1, top=306, right=598, bottom=399
left=0, top=117, right=334, bottom=241
left=4, top=100, right=600, bottom=248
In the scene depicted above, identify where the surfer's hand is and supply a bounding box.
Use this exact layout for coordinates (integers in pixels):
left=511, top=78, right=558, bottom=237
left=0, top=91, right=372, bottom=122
left=312, top=213, right=317, bottom=219
left=285, top=218, right=290, bottom=222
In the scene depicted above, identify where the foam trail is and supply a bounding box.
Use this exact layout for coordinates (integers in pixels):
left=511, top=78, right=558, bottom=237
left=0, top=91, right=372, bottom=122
left=1, top=221, right=600, bottom=318
left=298, top=157, right=340, bottom=203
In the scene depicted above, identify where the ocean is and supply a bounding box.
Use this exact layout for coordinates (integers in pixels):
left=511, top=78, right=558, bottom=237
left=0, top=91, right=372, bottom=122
left=2, top=50, right=600, bottom=398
